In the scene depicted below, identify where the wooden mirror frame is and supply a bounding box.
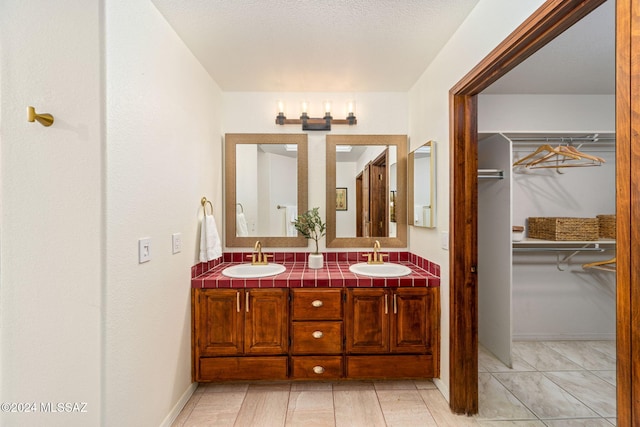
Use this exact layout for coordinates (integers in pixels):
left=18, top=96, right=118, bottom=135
left=225, top=133, right=308, bottom=247
left=408, top=141, right=436, bottom=228
left=326, top=134, right=407, bottom=248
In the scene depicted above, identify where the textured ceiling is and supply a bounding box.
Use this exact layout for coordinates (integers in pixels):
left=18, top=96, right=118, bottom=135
left=151, top=0, right=480, bottom=92
left=150, top=0, right=614, bottom=94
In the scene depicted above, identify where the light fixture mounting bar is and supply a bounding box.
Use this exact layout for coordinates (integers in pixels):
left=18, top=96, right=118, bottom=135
left=274, top=118, right=357, bottom=126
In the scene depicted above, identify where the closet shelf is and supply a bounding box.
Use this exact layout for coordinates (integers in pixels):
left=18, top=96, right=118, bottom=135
left=513, top=238, right=615, bottom=249
left=512, top=239, right=616, bottom=271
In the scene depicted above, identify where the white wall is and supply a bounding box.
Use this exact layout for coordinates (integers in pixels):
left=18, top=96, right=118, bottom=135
left=223, top=92, right=408, bottom=252
left=407, top=0, right=547, bottom=399
left=105, top=1, right=222, bottom=426
left=479, top=94, right=615, bottom=133
left=0, top=1, right=103, bottom=426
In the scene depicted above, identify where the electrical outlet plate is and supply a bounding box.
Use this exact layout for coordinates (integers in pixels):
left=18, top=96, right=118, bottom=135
left=172, top=233, right=182, bottom=254
left=139, top=238, right=151, bottom=263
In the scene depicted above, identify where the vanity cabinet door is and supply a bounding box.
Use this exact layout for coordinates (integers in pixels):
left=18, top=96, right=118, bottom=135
left=345, top=289, right=389, bottom=353
left=244, top=289, right=289, bottom=354
left=390, top=288, right=433, bottom=353
left=196, top=289, right=244, bottom=356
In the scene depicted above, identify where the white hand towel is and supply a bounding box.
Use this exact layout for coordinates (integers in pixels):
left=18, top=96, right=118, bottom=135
left=285, top=205, right=298, bottom=237
left=199, top=214, right=222, bottom=262
left=236, top=212, right=249, bottom=237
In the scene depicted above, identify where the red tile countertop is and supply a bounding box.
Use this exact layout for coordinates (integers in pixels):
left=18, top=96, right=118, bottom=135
left=191, top=252, right=440, bottom=289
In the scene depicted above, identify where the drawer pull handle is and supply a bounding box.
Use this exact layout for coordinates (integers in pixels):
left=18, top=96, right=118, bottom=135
left=311, top=300, right=323, bottom=308
left=313, top=366, right=325, bottom=374
left=312, top=330, right=324, bottom=339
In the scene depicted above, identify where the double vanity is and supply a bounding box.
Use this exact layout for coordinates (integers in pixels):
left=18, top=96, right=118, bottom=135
left=191, top=250, right=440, bottom=382
left=192, top=133, right=440, bottom=382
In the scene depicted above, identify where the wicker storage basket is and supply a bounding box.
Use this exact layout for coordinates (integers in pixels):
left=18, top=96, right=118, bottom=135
left=527, top=217, right=599, bottom=241
left=597, top=214, right=616, bottom=239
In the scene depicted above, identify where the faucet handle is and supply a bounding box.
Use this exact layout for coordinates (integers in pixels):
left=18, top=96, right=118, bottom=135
left=362, top=253, right=372, bottom=263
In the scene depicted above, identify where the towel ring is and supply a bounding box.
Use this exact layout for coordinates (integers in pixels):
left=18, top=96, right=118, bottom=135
left=201, top=197, right=213, bottom=216
left=236, top=203, right=244, bottom=213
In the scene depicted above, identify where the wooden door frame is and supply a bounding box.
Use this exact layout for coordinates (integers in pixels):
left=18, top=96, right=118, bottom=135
left=449, top=0, right=637, bottom=423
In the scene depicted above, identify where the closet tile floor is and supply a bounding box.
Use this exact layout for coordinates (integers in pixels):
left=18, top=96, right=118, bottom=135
left=173, top=341, right=616, bottom=426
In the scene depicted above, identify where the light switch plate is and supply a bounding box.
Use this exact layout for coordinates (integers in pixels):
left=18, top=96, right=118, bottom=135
left=172, top=233, right=182, bottom=254
left=138, top=238, right=151, bottom=263
left=441, top=231, right=449, bottom=251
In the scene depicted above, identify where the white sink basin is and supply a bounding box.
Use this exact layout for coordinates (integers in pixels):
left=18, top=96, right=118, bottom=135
left=349, top=262, right=412, bottom=278
left=222, top=263, right=286, bottom=278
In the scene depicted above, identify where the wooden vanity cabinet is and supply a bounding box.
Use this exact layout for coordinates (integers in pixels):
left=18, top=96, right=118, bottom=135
left=193, top=286, right=439, bottom=382
left=290, top=289, right=344, bottom=380
left=345, top=287, right=439, bottom=379
left=193, top=288, right=288, bottom=381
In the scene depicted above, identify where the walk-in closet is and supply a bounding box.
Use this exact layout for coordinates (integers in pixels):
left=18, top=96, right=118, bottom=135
left=471, top=0, right=616, bottom=421
left=476, top=129, right=616, bottom=421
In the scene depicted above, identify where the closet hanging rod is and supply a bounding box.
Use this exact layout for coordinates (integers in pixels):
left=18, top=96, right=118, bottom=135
left=510, top=138, right=615, bottom=148
left=509, top=134, right=614, bottom=143
left=513, top=247, right=607, bottom=252
left=478, top=169, right=504, bottom=179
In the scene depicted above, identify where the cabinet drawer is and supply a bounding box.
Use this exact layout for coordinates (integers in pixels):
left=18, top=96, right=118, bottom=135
left=291, top=356, right=343, bottom=379
left=346, top=355, right=434, bottom=379
left=291, top=321, right=343, bottom=354
left=292, top=289, right=342, bottom=320
left=199, top=356, right=288, bottom=381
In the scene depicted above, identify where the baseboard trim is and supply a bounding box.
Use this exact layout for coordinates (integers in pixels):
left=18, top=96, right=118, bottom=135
left=433, top=378, right=449, bottom=403
left=512, top=333, right=616, bottom=341
left=159, top=382, right=198, bottom=427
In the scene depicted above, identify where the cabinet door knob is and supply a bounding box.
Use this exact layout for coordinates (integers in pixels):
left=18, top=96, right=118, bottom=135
left=312, top=330, right=324, bottom=339
left=313, top=366, right=325, bottom=374
left=311, top=300, right=323, bottom=308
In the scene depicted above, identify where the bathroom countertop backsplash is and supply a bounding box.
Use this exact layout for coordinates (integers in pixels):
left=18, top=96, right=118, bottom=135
left=191, top=251, right=440, bottom=289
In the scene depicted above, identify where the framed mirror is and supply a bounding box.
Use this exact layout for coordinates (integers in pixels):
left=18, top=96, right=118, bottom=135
left=225, top=133, right=308, bottom=247
left=326, top=134, right=407, bottom=248
left=408, top=141, right=436, bottom=228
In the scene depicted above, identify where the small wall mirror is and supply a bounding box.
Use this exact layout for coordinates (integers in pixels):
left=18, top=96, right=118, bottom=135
left=408, top=141, right=436, bottom=228
left=225, top=133, right=308, bottom=247
left=326, top=134, right=407, bottom=248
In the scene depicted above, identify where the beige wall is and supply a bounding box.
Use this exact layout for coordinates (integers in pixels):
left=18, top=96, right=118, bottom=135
left=407, top=0, right=547, bottom=398
left=1, top=0, right=223, bottom=426
left=0, top=1, right=103, bottom=426
left=104, top=0, right=223, bottom=425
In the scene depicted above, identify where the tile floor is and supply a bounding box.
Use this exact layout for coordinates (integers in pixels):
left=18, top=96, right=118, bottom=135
left=173, top=341, right=616, bottom=426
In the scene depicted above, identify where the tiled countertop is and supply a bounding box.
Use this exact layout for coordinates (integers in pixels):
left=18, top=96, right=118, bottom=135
left=191, top=256, right=440, bottom=289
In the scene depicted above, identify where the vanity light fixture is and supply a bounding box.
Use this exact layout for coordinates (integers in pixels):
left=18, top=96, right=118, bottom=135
left=275, top=100, right=357, bottom=131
